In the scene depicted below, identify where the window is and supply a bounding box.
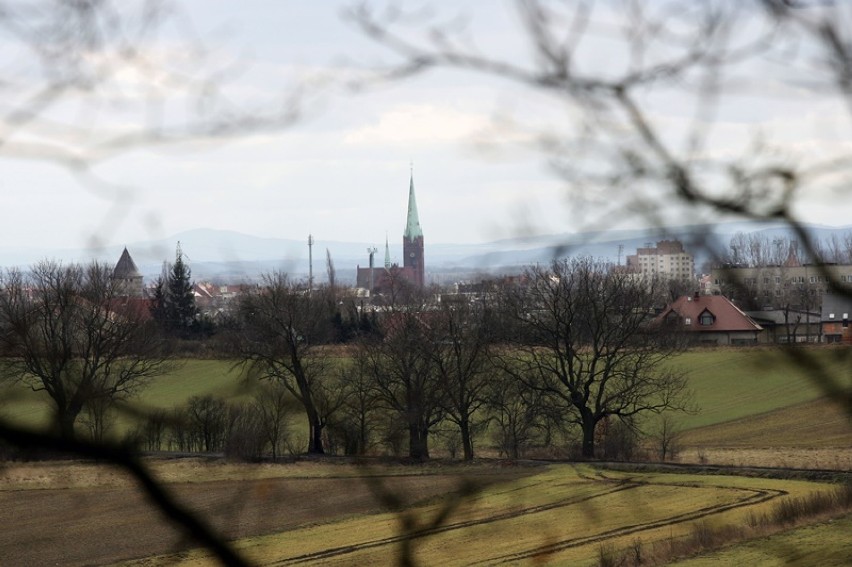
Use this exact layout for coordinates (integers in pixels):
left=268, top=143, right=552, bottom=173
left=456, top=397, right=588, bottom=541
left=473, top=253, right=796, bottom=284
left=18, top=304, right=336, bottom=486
left=684, top=317, right=692, bottom=326
left=698, top=310, right=715, bottom=326
left=775, top=277, right=781, bottom=284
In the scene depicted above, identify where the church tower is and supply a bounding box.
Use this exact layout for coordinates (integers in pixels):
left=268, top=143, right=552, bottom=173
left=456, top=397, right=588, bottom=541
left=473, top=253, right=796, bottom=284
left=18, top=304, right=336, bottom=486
left=403, top=169, right=425, bottom=287
left=113, top=247, right=144, bottom=297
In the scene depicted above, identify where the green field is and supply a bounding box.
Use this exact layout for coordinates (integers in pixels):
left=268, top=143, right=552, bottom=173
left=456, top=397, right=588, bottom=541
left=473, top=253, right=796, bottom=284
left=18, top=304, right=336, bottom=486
left=0, top=359, right=245, bottom=429
left=2, top=347, right=849, bottom=447
left=664, top=347, right=849, bottom=430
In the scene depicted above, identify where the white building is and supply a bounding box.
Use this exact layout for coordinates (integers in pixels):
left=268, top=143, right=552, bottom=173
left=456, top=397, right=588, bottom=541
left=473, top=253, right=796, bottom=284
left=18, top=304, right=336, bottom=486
left=626, top=240, right=695, bottom=283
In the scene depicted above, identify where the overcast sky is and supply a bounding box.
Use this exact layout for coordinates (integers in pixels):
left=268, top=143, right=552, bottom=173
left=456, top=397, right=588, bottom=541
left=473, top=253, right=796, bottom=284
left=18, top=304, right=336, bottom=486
left=0, top=1, right=850, bottom=256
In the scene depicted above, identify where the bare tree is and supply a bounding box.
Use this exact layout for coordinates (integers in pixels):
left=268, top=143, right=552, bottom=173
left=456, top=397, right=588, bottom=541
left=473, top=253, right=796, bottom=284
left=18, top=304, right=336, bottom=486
left=252, top=381, right=294, bottom=459
left=356, top=298, right=445, bottom=461
left=429, top=299, right=493, bottom=460
left=654, top=414, right=682, bottom=462
left=487, top=367, right=553, bottom=459
left=0, top=261, right=172, bottom=440
left=329, top=356, right=384, bottom=456
left=185, top=395, right=229, bottom=453
left=497, top=258, right=692, bottom=459
left=236, top=272, right=335, bottom=454
left=81, top=396, right=117, bottom=443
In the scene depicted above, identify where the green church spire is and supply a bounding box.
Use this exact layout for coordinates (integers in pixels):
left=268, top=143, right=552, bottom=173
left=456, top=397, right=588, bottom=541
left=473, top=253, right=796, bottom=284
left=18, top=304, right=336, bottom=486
left=403, top=168, right=422, bottom=240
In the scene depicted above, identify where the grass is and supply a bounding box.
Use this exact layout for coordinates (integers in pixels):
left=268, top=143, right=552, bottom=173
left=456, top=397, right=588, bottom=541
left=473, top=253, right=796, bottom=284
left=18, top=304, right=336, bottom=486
left=667, top=347, right=849, bottom=431
left=681, top=397, right=852, bottom=448
left=668, top=514, right=852, bottom=566
left=135, top=359, right=247, bottom=407
left=0, top=359, right=245, bottom=431
left=112, top=463, right=844, bottom=567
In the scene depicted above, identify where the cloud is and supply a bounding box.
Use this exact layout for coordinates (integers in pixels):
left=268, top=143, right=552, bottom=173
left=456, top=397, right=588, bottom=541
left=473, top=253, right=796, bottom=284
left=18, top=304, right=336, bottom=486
left=343, top=104, right=489, bottom=146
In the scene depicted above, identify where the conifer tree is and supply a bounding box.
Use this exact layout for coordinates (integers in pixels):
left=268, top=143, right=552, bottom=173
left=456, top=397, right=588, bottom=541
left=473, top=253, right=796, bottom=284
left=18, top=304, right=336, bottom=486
left=165, top=242, right=197, bottom=334
left=149, top=263, right=168, bottom=327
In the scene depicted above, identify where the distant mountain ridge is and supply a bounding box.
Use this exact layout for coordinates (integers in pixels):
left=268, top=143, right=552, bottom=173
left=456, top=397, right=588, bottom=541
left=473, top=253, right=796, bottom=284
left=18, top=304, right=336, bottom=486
left=0, top=222, right=849, bottom=283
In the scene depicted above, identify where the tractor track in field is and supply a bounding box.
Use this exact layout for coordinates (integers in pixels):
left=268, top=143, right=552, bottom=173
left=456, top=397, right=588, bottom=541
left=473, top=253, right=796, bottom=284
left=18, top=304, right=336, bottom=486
left=270, top=479, right=641, bottom=565
left=0, top=458, right=814, bottom=566
left=485, top=484, right=787, bottom=564
left=270, top=466, right=789, bottom=566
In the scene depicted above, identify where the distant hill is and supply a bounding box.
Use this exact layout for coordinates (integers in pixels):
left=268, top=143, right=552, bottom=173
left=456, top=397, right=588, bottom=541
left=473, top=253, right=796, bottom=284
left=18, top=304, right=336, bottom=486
left=1, top=222, right=849, bottom=284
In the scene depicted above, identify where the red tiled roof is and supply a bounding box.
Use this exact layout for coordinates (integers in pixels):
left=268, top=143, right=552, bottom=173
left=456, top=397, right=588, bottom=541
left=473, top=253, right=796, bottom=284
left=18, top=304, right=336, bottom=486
left=656, top=295, right=763, bottom=332
left=105, top=297, right=153, bottom=321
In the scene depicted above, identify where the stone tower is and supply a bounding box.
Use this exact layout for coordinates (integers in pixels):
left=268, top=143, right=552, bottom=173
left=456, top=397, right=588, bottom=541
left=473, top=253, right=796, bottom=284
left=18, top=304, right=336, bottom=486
left=113, top=247, right=143, bottom=297
left=403, top=170, right=425, bottom=287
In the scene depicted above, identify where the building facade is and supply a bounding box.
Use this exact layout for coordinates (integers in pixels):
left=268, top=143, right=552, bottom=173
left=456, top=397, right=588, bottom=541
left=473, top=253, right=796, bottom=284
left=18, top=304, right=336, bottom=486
left=821, top=291, right=852, bottom=344
left=709, top=262, right=852, bottom=310
left=626, top=240, right=695, bottom=283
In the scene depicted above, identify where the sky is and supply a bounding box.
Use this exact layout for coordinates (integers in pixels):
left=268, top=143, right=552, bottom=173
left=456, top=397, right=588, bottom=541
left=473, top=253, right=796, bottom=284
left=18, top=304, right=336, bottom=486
left=0, top=0, right=850, bottom=257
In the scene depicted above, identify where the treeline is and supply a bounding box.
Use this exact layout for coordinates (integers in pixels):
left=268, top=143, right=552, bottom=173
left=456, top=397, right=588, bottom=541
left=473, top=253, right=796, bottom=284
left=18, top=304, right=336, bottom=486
left=0, top=258, right=691, bottom=462
left=722, top=231, right=852, bottom=267
left=218, top=259, right=689, bottom=461
left=132, top=386, right=291, bottom=460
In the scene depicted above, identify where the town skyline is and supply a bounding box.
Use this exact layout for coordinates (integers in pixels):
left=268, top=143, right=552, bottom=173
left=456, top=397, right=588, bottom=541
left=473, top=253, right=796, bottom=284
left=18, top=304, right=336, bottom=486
left=3, top=219, right=849, bottom=287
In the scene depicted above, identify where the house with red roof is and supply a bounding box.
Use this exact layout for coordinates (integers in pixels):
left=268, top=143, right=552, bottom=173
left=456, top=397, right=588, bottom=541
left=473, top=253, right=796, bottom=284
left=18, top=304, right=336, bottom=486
left=656, top=293, right=763, bottom=346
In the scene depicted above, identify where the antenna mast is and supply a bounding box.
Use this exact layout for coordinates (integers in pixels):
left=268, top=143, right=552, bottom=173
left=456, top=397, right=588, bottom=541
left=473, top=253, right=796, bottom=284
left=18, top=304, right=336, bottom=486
left=367, top=247, right=378, bottom=292
left=617, top=244, right=624, bottom=266
left=308, top=234, right=314, bottom=294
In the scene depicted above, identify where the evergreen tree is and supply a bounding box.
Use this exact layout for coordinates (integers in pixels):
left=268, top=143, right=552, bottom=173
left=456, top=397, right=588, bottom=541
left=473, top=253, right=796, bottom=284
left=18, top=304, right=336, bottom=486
left=165, top=242, right=197, bottom=334
left=149, top=271, right=168, bottom=327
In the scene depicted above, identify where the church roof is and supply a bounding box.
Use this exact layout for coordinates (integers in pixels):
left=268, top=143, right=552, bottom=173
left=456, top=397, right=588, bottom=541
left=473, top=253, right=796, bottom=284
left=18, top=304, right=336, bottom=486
left=403, top=171, right=423, bottom=240
left=113, top=247, right=141, bottom=278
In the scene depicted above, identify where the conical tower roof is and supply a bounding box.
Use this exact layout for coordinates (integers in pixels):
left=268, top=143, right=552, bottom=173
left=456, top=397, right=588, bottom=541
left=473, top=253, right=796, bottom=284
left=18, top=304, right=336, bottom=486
left=384, top=233, right=391, bottom=268
left=403, top=170, right=422, bottom=239
left=113, top=247, right=141, bottom=278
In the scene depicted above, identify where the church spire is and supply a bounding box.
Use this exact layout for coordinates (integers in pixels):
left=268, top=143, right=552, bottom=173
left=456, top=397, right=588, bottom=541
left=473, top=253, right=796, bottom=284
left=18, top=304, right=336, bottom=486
left=384, top=233, right=391, bottom=269
left=403, top=167, right=422, bottom=240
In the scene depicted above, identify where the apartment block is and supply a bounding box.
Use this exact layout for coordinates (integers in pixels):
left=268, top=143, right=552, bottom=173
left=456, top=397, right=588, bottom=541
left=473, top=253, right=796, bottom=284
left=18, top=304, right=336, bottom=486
left=625, top=240, right=695, bottom=282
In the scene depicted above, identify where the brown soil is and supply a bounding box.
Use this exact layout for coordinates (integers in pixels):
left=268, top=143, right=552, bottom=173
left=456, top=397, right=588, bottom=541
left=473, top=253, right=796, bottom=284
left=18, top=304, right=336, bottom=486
left=0, top=459, right=530, bottom=566
left=678, top=447, right=852, bottom=471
